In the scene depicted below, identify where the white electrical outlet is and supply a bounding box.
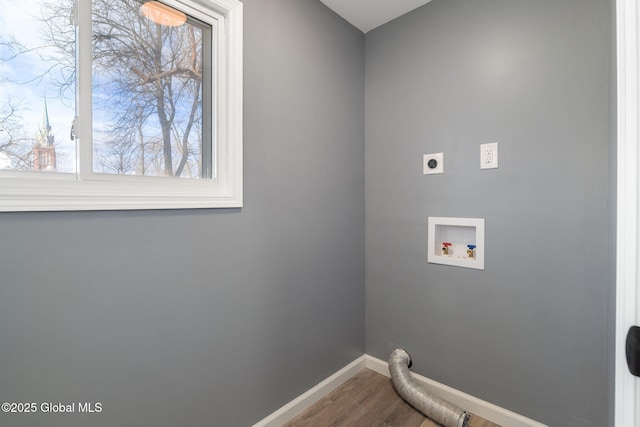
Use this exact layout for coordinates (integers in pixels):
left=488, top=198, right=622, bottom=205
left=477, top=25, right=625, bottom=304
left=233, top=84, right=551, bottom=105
left=423, top=153, right=444, bottom=175
left=480, top=142, right=498, bottom=169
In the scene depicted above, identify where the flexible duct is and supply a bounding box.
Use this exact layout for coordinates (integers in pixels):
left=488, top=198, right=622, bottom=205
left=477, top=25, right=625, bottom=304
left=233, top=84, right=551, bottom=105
left=388, top=348, right=470, bottom=427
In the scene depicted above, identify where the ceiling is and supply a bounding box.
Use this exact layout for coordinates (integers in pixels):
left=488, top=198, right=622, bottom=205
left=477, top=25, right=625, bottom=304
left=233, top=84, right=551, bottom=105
left=319, top=0, right=433, bottom=33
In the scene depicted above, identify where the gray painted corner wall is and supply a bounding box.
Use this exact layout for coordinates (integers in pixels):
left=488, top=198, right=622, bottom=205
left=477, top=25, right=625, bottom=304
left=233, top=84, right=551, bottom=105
left=364, top=0, right=612, bottom=426
left=607, top=0, right=617, bottom=425
left=0, top=1, right=365, bottom=426
left=0, top=0, right=615, bottom=425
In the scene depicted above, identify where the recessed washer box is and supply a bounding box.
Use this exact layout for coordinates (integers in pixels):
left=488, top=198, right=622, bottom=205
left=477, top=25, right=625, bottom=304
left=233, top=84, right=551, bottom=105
left=428, top=217, right=485, bottom=270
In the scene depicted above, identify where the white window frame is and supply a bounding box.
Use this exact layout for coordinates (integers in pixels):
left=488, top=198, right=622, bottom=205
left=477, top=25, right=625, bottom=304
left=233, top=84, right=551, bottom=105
left=0, top=0, right=243, bottom=211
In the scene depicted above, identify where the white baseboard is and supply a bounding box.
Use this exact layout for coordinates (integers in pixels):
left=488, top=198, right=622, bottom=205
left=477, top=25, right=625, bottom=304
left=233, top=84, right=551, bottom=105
left=252, top=355, right=367, bottom=427
left=253, top=353, right=547, bottom=427
left=365, top=355, right=548, bottom=427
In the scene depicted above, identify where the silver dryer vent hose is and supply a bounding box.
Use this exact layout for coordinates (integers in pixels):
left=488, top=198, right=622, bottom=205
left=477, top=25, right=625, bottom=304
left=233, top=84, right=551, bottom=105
left=388, top=348, right=470, bottom=427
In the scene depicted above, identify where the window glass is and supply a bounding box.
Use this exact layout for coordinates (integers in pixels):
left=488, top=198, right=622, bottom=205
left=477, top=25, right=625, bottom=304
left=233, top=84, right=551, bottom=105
left=0, top=0, right=76, bottom=173
left=92, top=0, right=212, bottom=178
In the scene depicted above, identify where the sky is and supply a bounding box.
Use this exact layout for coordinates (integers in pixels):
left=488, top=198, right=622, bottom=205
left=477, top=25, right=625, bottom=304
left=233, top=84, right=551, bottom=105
left=0, top=0, right=76, bottom=172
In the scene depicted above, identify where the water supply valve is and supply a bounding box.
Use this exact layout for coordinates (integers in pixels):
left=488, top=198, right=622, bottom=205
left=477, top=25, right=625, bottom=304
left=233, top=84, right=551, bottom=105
left=467, top=245, right=476, bottom=259
left=442, top=242, right=452, bottom=255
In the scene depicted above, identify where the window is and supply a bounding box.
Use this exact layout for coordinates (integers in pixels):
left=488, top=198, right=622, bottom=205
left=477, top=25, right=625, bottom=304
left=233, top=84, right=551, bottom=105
left=0, top=0, right=242, bottom=211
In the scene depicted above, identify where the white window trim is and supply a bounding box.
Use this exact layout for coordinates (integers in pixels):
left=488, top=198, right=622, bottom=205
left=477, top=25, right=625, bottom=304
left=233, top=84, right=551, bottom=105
left=0, top=0, right=243, bottom=212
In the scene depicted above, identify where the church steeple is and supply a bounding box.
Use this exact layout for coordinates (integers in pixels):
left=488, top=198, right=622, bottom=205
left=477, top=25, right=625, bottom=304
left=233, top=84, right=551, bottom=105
left=36, top=98, right=55, bottom=148
left=32, top=97, right=57, bottom=171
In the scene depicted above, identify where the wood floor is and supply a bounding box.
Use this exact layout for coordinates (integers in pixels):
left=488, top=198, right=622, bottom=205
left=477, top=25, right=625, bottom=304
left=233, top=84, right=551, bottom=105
left=283, top=369, right=500, bottom=427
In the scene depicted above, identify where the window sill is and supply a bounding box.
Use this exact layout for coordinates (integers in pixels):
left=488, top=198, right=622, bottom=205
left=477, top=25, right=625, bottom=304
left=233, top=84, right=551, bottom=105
left=0, top=175, right=243, bottom=211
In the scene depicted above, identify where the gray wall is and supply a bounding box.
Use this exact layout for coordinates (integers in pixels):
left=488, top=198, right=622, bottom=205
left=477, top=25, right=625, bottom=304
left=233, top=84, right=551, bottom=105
left=608, top=0, right=617, bottom=424
left=0, top=0, right=616, bottom=425
left=364, top=0, right=612, bottom=426
left=0, top=1, right=365, bottom=426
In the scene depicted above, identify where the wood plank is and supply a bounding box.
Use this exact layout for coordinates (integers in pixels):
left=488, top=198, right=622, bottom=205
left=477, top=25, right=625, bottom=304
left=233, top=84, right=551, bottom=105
left=284, top=369, right=501, bottom=427
left=469, top=415, right=502, bottom=427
